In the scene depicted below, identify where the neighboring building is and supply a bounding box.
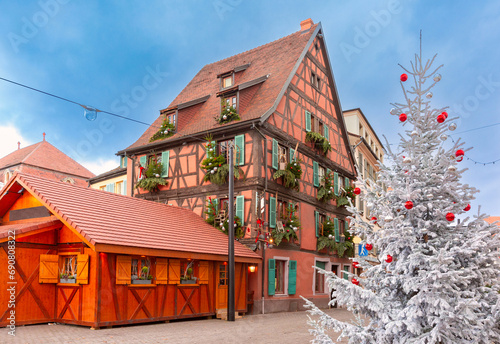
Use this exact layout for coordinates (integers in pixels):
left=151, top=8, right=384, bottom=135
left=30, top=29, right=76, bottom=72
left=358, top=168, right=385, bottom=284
left=117, top=19, right=358, bottom=313
left=0, top=134, right=94, bottom=187
left=343, top=108, right=385, bottom=264
left=0, top=173, right=260, bottom=327
left=88, top=156, right=128, bottom=195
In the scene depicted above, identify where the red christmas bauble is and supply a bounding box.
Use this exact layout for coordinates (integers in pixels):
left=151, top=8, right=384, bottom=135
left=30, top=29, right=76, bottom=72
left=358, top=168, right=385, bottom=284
left=400, top=73, right=408, bottom=82
left=456, top=156, right=464, bottom=162
left=365, top=243, right=373, bottom=251
left=405, top=201, right=413, bottom=210
left=371, top=216, right=377, bottom=224
left=455, top=149, right=464, bottom=157
left=442, top=111, right=448, bottom=119
left=352, top=278, right=359, bottom=285
left=352, top=262, right=359, bottom=269
left=446, top=212, right=455, bottom=221
left=353, top=187, right=361, bottom=195
left=464, top=204, right=471, bottom=211
left=399, top=113, right=407, bottom=122
left=385, top=255, right=393, bottom=263
left=437, top=114, right=446, bottom=123
left=286, top=229, right=290, bottom=232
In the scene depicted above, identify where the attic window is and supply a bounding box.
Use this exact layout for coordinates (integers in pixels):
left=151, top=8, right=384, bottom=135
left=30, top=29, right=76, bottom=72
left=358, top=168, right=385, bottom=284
left=221, top=73, right=234, bottom=89
left=314, top=42, right=319, bottom=52
left=311, top=72, right=321, bottom=90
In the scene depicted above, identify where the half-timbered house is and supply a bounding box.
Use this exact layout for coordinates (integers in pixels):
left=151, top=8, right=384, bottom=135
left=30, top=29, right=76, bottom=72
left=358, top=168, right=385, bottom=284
left=117, top=19, right=357, bottom=313
left=0, top=173, right=260, bottom=327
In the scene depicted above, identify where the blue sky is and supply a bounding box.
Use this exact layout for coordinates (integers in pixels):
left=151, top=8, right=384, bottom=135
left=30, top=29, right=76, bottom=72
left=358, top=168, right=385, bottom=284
left=0, top=1, right=499, bottom=216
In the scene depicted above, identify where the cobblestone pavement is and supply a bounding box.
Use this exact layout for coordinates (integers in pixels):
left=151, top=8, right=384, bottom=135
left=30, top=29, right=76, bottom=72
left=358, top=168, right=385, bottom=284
left=1, top=308, right=354, bottom=344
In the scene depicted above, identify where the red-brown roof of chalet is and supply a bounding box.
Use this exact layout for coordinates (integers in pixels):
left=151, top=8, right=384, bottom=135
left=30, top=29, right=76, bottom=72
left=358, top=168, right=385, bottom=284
left=0, top=140, right=95, bottom=179
left=4, top=173, right=260, bottom=261
left=124, top=23, right=319, bottom=151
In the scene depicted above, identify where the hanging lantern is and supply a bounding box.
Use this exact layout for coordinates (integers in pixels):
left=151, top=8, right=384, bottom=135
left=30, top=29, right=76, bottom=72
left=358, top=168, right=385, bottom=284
left=84, top=107, right=98, bottom=121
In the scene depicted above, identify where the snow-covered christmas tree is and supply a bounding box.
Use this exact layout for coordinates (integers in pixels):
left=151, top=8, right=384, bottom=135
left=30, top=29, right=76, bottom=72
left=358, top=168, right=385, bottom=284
left=304, top=46, right=500, bottom=343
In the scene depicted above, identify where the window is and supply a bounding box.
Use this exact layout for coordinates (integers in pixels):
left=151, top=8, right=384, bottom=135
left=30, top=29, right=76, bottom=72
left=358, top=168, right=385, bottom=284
left=318, top=165, right=325, bottom=186
left=268, top=258, right=296, bottom=296
left=99, top=185, right=106, bottom=191
left=219, top=263, right=227, bottom=286
left=4, top=170, right=12, bottom=184
left=315, top=260, right=327, bottom=293
left=60, top=255, right=77, bottom=281
left=277, top=200, right=288, bottom=221
left=222, top=75, right=233, bottom=88
left=310, top=72, right=321, bottom=89
left=131, top=257, right=152, bottom=282
left=222, top=95, right=237, bottom=111
left=278, top=144, right=287, bottom=170
left=166, top=113, right=176, bottom=128
left=275, top=260, right=286, bottom=294
left=115, top=181, right=123, bottom=195
left=219, top=139, right=237, bottom=163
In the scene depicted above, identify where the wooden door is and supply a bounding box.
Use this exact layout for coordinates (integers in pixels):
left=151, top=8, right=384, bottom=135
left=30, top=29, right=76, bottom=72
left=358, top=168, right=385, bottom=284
left=215, top=263, right=228, bottom=310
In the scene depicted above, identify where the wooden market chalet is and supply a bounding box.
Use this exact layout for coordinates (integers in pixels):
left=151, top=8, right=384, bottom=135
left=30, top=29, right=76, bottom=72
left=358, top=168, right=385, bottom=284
left=117, top=19, right=358, bottom=314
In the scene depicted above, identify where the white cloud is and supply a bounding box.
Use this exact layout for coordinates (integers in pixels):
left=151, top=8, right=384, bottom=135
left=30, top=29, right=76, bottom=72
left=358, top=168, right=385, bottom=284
left=80, top=158, right=119, bottom=176
left=0, top=124, right=32, bottom=157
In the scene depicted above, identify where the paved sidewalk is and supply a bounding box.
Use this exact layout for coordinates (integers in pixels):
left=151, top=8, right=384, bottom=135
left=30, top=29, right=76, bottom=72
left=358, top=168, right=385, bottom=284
left=1, top=308, right=354, bottom=344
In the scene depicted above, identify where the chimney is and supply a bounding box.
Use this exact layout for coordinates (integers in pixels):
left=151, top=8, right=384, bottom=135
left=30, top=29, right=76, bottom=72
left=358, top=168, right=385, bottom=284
left=43, top=132, right=46, bottom=141
left=17, top=142, right=20, bottom=150
left=300, top=18, right=314, bottom=31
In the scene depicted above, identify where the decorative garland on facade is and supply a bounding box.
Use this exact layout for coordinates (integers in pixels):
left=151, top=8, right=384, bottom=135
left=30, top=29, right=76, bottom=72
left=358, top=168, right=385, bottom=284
left=205, top=197, right=244, bottom=238
left=216, top=98, right=240, bottom=124
left=306, top=131, right=332, bottom=154
left=201, top=138, right=243, bottom=185
left=271, top=205, right=300, bottom=246
left=316, top=219, right=354, bottom=258
left=149, top=117, right=176, bottom=142
left=135, top=156, right=167, bottom=192
left=317, top=171, right=335, bottom=202
left=336, top=185, right=356, bottom=207
left=272, top=158, right=302, bottom=189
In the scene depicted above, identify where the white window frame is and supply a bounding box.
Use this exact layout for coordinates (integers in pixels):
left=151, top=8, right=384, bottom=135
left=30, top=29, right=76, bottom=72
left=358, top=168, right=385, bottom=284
left=313, top=257, right=330, bottom=295
left=342, top=264, right=351, bottom=281
left=273, top=256, right=290, bottom=297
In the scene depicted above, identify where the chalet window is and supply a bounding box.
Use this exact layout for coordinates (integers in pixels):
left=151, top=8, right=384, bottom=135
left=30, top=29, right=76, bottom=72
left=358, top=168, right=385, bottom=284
left=131, top=257, right=152, bottom=283
left=221, top=73, right=234, bottom=89
left=166, top=113, right=176, bottom=128
left=60, top=255, right=77, bottom=282
left=222, top=94, right=237, bottom=111
left=39, top=254, right=89, bottom=285
left=139, top=151, right=170, bottom=178
left=314, top=260, right=327, bottom=293
left=219, top=263, right=228, bottom=286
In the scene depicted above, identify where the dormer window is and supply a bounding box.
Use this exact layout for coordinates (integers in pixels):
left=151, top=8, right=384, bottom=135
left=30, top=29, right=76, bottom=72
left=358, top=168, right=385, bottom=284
left=222, top=73, right=234, bottom=89
left=311, top=72, right=321, bottom=89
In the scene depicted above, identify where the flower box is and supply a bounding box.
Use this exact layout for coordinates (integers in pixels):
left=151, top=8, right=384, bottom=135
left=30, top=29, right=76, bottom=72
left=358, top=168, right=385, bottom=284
left=60, top=278, right=76, bottom=284
left=180, top=279, right=197, bottom=284
left=132, top=279, right=152, bottom=285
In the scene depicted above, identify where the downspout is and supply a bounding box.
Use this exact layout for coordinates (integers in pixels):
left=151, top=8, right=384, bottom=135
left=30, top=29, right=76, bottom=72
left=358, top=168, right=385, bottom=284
left=252, top=124, right=267, bottom=191
left=130, top=155, right=136, bottom=197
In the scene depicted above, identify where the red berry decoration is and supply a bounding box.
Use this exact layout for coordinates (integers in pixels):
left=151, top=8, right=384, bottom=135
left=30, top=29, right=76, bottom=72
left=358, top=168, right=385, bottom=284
left=405, top=201, right=413, bottom=210
left=399, top=113, right=407, bottom=122
left=353, top=187, right=361, bottom=195
left=400, top=73, right=408, bottom=82
left=352, top=278, right=359, bottom=285
left=464, top=204, right=471, bottom=211
left=437, top=114, right=446, bottom=123
left=446, top=212, right=455, bottom=221
left=365, top=243, right=373, bottom=251
left=371, top=216, right=377, bottom=224
left=442, top=111, right=448, bottom=119
left=385, top=255, right=393, bottom=263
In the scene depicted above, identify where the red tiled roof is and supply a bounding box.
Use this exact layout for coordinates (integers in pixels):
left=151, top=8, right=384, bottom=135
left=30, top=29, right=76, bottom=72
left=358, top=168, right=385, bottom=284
left=0, top=141, right=95, bottom=179
left=0, top=218, right=62, bottom=239
left=123, top=24, right=319, bottom=151
left=12, top=173, right=260, bottom=260
left=485, top=217, right=500, bottom=225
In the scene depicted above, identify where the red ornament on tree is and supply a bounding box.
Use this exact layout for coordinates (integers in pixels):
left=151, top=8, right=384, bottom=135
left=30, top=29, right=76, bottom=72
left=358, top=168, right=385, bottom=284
left=405, top=201, right=414, bottom=210
left=385, top=255, right=393, bottom=263
left=352, top=262, right=359, bottom=269
left=352, top=278, right=359, bottom=285
left=442, top=111, right=448, bottom=119
left=353, top=187, right=361, bottom=195
left=455, top=149, right=464, bottom=162
left=437, top=114, right=446, bottom=123
left=371, top=216, right=377, bottom=224
left=365, top=243, right=373, bottom=251
left=464, top=204, right=471, bottom=211
left=400, top=73, right=408, bottom=82
left=399, top=113, right=407, bottom=122
left=446, top=212, right=455, bottom=221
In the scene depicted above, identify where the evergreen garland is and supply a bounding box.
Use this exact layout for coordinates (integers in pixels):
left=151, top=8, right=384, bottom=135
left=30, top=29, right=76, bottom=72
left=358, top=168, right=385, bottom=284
left=271, top=205, right=300, bottom=246
left=306, top=131, right=332, bottom=154
left=135, top=156, right=167, bottom=192
left=273, top=158, right=303, bottom=190
left=317, top=171, right=335, bottom=202
left=205, top=197, right=244, bottom=238
left=149, top=117, right=176, bottom=142
left=217, top=98, right=241, bottom=124
left=201, top=139, right=243, bottom=185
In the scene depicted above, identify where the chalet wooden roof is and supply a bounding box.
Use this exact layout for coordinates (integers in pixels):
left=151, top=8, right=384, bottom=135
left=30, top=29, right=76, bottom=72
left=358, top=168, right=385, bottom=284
left=0, top=140, right=95, bottom=184
left=2, top=173, right=260, bottom=262
left=121, top=23, right=320, bottom=153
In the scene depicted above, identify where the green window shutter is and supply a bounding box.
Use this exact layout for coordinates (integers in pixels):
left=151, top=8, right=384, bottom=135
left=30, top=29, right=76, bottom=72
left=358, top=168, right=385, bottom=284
left=345, top=177, right=349, bottom=188
left=213, top=198, right=219, bottom=213
left=272, top=139, right=279, bottom=169
left=120, top=156, right=127, bottom=168
left=139, top=156, right=147, bottom=167
left=345, top=219, right=349, bottom=234
left=334, top=218, right=340, bottom=242
left=236, top=195, right=244, bottom=223
left=235, top=135, right=245, bottom=166
left=343, top=265, right=349, bottom=280
left=289, top=148, right=295, bottom=162
left=206, top=141, right=215, bottom=158
left=334, top=172, right=339, bottom=196
left=305, top=111, right=311, bottom=132
left=313, top=161, right=319, bottom=187
left=324, top=125, right=329, bottom=140
left=288, top=260, right=297, bottom=295
left=268, top=259, right=276, bottom=296
left=161, top=151, right=170, bottom=177
left=269, top=197, right=277, bottom=228
left=316, top=261, right=326, bottom=269
left=123, top=180, right=127, bottom=195
left=315, top=211, right=319, bottom=237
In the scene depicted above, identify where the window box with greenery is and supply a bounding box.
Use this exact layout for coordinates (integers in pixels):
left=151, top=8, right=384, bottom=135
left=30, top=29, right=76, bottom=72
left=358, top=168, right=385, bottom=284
left=273, top=158, right=302, bottom=190
left=136, top=155, right=168, bottom=192
left=315, top=215, right=354, bottom=258
left=180, top=260, right=197, bottom=284
left=217, top=97, right=240, bottom=124
left=131, top=258, right=153, bottom=284
left=149, top=116, right=176, bottom=142
left=336, top=185, right=356, bottom=207
left=271, top=204, right=300, bottom=246
left=205, top=197, right=244, bottom=238
left=317, top=171, right=335, bottom=203
left=59, top=256, right=77, bottom=283
left=201, top=137, right=244, bottom=185
left=306, top=131, right=332, bottom=154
